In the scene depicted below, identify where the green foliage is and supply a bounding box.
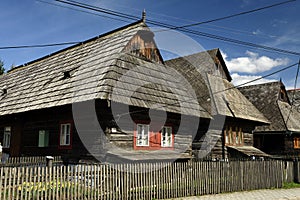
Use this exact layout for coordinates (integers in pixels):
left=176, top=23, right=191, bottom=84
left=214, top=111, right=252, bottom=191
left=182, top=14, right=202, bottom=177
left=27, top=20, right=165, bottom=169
left=282, top=182, right=300, bottom=189
left=2, top=180, right=92, bottom=200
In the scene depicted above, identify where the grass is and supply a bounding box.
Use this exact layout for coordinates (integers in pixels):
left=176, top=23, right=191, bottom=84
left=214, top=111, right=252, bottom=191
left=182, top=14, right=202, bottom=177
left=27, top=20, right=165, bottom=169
left=282, top=182, right=300, bottom=189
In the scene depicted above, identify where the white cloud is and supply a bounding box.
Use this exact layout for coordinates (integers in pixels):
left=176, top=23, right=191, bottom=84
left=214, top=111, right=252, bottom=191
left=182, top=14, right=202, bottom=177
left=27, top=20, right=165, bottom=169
left=231, top=73, right=277, bottom=86
left=222, top=51, right=289, bottom=74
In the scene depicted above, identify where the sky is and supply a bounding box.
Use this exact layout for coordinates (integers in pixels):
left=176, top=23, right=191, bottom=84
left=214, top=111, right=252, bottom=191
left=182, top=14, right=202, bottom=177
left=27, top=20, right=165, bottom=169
left=0, top=0, right=299, bottom=89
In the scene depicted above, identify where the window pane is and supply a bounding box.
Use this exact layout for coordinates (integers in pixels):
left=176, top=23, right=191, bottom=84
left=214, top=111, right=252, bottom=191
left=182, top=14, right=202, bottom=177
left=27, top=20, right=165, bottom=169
left=136, top=124, right=149, bottom=146
left=38, top=130, right=49, bottom=147
left=161, top=126, right=172, bottom=147
left=60, top=123, right=71, bottom=146
left=3, top=127, right=11, bottom=148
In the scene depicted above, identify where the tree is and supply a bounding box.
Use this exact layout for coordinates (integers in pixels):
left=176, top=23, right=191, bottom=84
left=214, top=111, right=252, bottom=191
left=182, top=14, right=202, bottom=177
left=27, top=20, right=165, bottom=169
left=0, top=59, right=4, bottom=75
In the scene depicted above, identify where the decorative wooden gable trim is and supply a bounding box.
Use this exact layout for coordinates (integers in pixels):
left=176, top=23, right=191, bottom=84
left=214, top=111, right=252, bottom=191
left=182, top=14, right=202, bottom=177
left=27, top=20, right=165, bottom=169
left=278, top=82, right=290, bottom=104
left=214, top=50, right=232, bottom=82
left=123, top=30, right=164, bottom=64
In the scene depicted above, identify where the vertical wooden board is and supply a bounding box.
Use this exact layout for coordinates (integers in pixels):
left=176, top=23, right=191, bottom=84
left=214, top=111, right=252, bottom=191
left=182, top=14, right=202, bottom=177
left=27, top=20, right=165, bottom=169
left=59, top=166, right=63, bottom=200
left=128, top=164, right=132, bottom=200
left=11, top=168, right=16, bottom=200
left=7, top=167, right=12, bottom=200
left=105, top=164, right=109, bottom=200
left=175, top=162, right=178, bottom=197
left=27, top=167, right=31, bottom=200
left=55, top=166, right=59, bottom=200
left=93, top=165, right=97, bottom=200
left=83, top=165, right=87, bottom=200
left=51, top=166, right=55, bottom=200
left=87, top=165, right=91, bottom=200
left=100, top=164, right=103, bottom=200
left=0, top=167, right=3, bottom=200
left=126, top=164, right=130, bottom=200
left=24, top=167, right=29, bottom=200
left=78, top=165, right=83, bottom=200
left=184, top=162, right=187, bottom=196
left=15, top=167, right=20, bottom=200
left=67, top=165, right=71, bottom=200
left=31, top=166, right=36, bottom=200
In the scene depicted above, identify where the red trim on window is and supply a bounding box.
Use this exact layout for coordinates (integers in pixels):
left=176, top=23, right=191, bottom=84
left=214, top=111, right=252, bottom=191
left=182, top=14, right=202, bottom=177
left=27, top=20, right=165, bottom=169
left=58, top=121, right=73, bottom=150
left=133, top=121, right=174, bottom=150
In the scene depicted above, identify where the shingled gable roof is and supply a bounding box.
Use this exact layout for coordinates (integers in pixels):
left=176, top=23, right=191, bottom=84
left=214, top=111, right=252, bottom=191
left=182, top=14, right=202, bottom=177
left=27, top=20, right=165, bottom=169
left=165, top=49, right=269, bottom=124
left=0, top=20, right=211, bottom=119
left=287, top=89, right=300, bottom=106
left=239, top=81, right=300, bottom=133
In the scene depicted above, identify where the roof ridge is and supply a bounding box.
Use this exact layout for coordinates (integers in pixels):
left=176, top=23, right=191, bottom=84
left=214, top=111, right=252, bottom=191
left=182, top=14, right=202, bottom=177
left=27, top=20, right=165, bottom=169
left=239, top=80, right=281, bottom=89
left=7, top=19, right=146, bottom=74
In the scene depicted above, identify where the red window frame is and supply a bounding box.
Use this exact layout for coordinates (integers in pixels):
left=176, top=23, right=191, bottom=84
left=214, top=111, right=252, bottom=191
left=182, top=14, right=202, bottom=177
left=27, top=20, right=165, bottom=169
left=58, top=121, right=73, bottom=150
left=133, top=122, right=174, bottom=150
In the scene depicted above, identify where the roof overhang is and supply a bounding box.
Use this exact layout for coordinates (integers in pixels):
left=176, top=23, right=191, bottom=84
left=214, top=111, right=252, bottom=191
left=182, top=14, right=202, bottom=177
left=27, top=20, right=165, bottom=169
left=226, top=145, right=271, bottom=157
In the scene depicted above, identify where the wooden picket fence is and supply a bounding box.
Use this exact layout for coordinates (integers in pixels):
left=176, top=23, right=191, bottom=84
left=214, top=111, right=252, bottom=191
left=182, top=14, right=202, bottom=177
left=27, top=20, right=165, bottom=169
left=0, top=160, right=293, bottom=200
left=0, top=156, right=63, bottom=167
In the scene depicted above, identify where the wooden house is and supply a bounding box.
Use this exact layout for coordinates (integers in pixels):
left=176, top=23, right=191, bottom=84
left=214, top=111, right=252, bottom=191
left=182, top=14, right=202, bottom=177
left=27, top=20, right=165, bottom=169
left=239, top=81, right=300, bottom=159
left=166, top=49, right=270, bottom=160
left=0, top=19, right=213, bottom=163
left=288, top=89, right=300, bottom=110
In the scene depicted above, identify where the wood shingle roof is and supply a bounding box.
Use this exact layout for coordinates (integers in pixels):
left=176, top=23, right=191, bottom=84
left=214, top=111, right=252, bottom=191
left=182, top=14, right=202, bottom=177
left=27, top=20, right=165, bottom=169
left=165, top=49, right=269, bottom=124
left=239, top=81, right=300, bottom=133
left=0, top=20, right=211, bottom=119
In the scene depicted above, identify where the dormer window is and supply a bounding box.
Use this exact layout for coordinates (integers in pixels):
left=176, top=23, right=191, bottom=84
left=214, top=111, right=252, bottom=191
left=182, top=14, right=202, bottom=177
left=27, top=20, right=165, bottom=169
left=124, top=30, right=163, bottom=64
left=2, top=88, right=7, bottom=95
left=63, top=71, right=71, bottom=79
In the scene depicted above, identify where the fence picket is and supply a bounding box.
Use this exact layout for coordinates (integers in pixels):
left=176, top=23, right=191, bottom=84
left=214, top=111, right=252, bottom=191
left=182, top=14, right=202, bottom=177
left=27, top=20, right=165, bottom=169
left=0, top=159, right=297, bottom=200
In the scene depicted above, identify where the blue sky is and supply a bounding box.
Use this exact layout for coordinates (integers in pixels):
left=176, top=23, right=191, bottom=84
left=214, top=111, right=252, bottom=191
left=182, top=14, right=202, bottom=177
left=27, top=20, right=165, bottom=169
left=0, top=0, right=299, bottom=88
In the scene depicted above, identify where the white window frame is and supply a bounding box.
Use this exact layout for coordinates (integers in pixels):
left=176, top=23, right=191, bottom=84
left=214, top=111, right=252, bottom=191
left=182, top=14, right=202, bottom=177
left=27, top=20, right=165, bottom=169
left=60, top=123, right=71, bottom=146
left=3, top=126, right=11, bottom=148
left=136, top=124, right=149, bottom=147
left=161, top=126, right=172, bottom=147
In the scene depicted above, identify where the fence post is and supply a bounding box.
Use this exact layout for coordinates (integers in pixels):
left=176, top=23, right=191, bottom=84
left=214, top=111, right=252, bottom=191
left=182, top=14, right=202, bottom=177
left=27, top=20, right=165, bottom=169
left=46, top=156, right=54, bottom=168
left=293, top=158, right=299, bottom=183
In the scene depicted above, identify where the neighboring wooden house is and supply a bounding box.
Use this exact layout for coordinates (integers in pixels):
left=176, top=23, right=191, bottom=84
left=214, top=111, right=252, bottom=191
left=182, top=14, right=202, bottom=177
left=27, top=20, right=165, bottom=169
left=166, top=49, right=270, bottom=160
left=239, top=81, right=300, bottom=159
left=287, top=89, right=300, bottom=111
left=0, top=19, right=212, bottom=163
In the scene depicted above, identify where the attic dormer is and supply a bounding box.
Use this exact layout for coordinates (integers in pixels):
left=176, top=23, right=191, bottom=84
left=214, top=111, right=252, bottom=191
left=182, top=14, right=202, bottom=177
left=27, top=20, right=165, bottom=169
left=211, top=49, right=232, bottom=82
left=278, top=82, right=290, bottom=104
left=123, top=29, right=164, bottom=64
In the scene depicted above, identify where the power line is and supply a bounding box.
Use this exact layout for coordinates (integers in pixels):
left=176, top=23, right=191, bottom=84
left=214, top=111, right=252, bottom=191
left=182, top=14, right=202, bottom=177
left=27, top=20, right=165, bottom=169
left=1, top=0, right=298, bottom=57
left=178, top=0, right=296, bottom=28
left=0, top=42, right=79, bottom=50
left=36, top=0, right=131, bottom=23
left=52, top=0, right=300, bottom=56
left=234, top=63, right=298, bottom=89
left=285, top=60, right=300, bottom=124
left=55, top=0, right=139, bottom=21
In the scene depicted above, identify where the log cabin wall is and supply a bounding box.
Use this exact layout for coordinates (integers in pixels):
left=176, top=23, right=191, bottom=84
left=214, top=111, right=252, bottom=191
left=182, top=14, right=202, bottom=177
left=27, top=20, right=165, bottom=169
left=0, top=99, right=200, bottom=162
left=254, top=134, right=285, bottom=155
left=192, top=117, right=259, bottom=160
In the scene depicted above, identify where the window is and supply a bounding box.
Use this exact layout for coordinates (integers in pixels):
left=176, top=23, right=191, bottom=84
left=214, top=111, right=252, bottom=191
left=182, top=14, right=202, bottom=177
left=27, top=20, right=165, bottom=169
left=161, top=126, right=172, bottom=147
left=224, top=126, right=243, bottom=146
left=294, top=137, right=300, bottom=149
left=3, top=126, right=11, bottom=148
left=38, top=130, right=49, bottom=147
left=60, top=123, right=71, bottom=146
left=136, top=124, right=149, bottom=146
